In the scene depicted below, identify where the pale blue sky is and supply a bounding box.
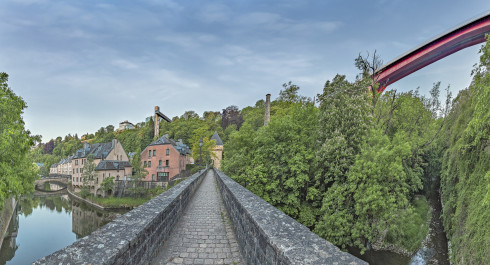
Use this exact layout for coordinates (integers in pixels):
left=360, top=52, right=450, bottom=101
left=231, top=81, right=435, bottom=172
left=1, top=0, right=488, bottom=141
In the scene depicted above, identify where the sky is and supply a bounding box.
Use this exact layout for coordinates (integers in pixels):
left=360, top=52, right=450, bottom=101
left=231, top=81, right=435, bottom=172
left=1, top=0, right=488, bottom=142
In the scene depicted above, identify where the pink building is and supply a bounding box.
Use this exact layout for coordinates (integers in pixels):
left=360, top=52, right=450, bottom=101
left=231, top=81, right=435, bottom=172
left=141, top=134, right=192, bottom=182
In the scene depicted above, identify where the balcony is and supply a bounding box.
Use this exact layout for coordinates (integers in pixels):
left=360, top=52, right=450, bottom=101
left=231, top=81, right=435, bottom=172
left=156, top=166, right=169, bottom=172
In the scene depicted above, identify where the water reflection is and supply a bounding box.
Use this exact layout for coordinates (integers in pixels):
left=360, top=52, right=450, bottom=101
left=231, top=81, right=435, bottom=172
left=0, top=195, right=126, bottom=264
left=72, top=201, right=120, bottom=239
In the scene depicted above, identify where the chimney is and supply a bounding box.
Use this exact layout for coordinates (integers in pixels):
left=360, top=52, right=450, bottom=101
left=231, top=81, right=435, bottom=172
left=112, top=139, right=117, bottom=148
left=264, top=94, right=271, bottom=126
left=154, top=106, right=160, bottom=140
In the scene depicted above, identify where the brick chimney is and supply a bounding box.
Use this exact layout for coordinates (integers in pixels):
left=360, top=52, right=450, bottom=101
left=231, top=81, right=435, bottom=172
left=154, top=106, right=160, bottom=139
left=264, top=94, right=271, bottom=126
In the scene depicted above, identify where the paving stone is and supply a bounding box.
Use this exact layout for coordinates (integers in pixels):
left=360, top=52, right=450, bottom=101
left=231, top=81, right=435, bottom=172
left=151, top=170, right=244, bottom=265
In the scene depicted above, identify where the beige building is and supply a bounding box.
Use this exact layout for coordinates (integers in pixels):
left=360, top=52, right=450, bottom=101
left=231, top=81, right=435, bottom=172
left=117, top=120, right=135, bottom=131
left=49, top=163, right=59, bottom=175
left=210, top=132, right=223, bottom=169
left=71, top=139, right=131, bottom=195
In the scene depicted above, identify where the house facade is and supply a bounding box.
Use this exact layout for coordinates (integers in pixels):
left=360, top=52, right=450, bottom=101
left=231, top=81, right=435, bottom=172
left=49, top=163, right=59, bottom=175
left=141, top=134, right=192, bottom=182
left=94, top=160, right=132, bottom=196
left=71, top=139, right=131, bottom=194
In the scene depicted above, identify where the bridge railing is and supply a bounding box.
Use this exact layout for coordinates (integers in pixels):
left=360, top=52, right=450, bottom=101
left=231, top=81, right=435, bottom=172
left=33, top=169, right=209, bottom=265
left=213, top=167, right=367, bottom=265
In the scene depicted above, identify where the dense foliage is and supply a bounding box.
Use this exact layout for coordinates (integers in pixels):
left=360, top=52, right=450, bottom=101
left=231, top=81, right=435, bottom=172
left=0, top=73, right=39, bottom=204
left=223, top=72, right=451, bottom=254
left=438, top=37, right=490, bottom=264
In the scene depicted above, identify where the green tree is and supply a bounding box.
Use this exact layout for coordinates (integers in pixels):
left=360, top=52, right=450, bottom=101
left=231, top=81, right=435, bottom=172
left=190, top=126, right=216, bottom=166
left=130, top=147, right=147, bottom=195
left=313, top=75, right=371, bottom=206
left=100, top=176, right=115, bottom=197
left=81, top=155, right=97, bottom=198
left=0, top=72, right=40, bottom=204
left=315, top=129, right=412, bottom=252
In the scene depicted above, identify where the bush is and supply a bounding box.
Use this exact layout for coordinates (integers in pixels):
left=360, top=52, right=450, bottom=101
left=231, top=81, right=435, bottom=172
left=386, top=196, right=430, bottom=252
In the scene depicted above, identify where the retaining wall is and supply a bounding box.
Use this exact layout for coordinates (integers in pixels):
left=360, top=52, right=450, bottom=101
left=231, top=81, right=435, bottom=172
left=213, top=168, right=368, bottom=265
left=33, top=169, right=208, bottom=265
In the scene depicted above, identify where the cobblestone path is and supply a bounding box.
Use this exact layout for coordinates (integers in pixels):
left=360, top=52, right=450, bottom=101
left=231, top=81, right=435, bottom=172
left=152, top=170, right=244, bottom=265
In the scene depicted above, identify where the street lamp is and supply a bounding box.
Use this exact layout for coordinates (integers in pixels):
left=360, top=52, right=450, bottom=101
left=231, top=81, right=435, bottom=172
left=198, top=139, right=203, bottom=170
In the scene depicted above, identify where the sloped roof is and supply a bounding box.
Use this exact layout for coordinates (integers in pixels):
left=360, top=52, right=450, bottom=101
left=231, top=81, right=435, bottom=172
left=210, top=131, right=223, bottom=146
left=146, top=134, right=192, bottom=155
left=73, top=142, right=114, bottom=159
left=148, top=134, right=172, bottom=146
left=95, top=160, right=131, bottom=171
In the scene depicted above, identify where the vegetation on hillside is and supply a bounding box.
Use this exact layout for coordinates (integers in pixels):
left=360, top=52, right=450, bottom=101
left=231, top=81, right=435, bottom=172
left=437, top=37, right=490, bottom=264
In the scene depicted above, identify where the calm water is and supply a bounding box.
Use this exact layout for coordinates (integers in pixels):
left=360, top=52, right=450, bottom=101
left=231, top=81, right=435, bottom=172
left=0, top=194, right=125, bottom=265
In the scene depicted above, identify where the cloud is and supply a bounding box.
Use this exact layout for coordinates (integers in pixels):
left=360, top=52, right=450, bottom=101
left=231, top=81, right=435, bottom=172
left=198, top=3, right=231, bottom=23
left=112, top=59, right=139, bottom=70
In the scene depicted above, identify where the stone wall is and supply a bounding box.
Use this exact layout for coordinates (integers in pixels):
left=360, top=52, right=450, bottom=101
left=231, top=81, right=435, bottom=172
left=213, top=168, right=368, bottom=265
left=33, top=169, right=208, bottom=265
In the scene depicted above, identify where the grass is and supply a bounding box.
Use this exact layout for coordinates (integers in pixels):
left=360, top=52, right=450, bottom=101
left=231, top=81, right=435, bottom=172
left=91, top=196, right=150, bottom=208
left=385, top=195, right=430, bottom=253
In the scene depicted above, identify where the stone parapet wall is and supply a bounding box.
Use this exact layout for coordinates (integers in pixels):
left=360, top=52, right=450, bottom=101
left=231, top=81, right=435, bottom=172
left=33, top=169, right=208, bottom=265
left=213, top=168, right=368, bottom=265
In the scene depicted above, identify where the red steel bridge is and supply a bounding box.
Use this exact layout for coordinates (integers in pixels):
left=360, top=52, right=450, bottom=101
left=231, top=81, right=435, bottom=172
left=375, top=11, right=490, bottom=92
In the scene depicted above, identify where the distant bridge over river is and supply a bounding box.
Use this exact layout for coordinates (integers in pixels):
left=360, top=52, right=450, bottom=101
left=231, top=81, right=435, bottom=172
left=34, top=175, right=69, bottom=195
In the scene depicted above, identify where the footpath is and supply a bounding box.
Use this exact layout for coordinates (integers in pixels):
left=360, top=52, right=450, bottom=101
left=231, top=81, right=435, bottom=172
left=152, top=170, right=244, bottom=265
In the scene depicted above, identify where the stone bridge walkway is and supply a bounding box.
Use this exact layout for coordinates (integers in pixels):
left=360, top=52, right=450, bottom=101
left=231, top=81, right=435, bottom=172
left=152, top=170, right=244, bottom=265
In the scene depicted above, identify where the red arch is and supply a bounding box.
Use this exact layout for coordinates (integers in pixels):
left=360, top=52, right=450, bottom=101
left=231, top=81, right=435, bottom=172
left=375, top=12, right=490, bottom=92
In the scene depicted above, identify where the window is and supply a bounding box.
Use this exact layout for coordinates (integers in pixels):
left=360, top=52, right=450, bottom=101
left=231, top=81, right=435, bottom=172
left=152, top=174, right=155, bottom=181
left=76, top=168, right=79, bottom=173
left=73, top=169, right=75, bottom=174
left=148, top=161, right=152, bottom=167
left=157, top=172, right=169, bottom=182
left=148, top=150, right=151, bottom=157
left=144, top=161, right=147, bottom=167
left=153, top=150, right=156, bottom=156
left=159, top=160, right=162, bottom=166
left=75, top=160, right=79, bottom=165
left=166, top=148, right=170, bottom=155
left=82, top=159, right=84, bottom=165
left=80, top=168, right=83, bottom=173
left=166, top=160, right=169, bottom=166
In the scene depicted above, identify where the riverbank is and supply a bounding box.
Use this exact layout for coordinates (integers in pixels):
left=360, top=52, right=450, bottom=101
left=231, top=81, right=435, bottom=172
left=67, top=178, right=187, bottom=210
left=0, top=198, right=17, bottom=251
left=67, top=188, right=133, bottom=211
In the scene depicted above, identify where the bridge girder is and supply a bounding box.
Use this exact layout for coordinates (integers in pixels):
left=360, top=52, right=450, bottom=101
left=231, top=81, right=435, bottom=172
left=375, top=12, right=490, bottom=92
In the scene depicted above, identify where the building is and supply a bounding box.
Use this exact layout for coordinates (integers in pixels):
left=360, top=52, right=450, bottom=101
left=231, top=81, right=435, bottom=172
left=59, top=156, right=73, bottom=175
left=49, top=163, right=59, bottom=175
left=71, top=139, right=131, bottom=194
left=117, top=120, right=135, bottom=131
left=141, top=134, right=192, bottom=182
left=94, top=160, right=132, bottom=196
left=210, top=131, right=223, bottom=169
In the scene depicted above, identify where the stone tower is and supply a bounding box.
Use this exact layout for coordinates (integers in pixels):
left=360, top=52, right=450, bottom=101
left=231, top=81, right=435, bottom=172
left=264, top=93, right=271, bottom=126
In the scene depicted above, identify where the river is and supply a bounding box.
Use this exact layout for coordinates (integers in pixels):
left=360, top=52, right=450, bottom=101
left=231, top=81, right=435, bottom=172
left=351, top=181, right=450, bottom=265
left=0, top=194, right=127, bottom=265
